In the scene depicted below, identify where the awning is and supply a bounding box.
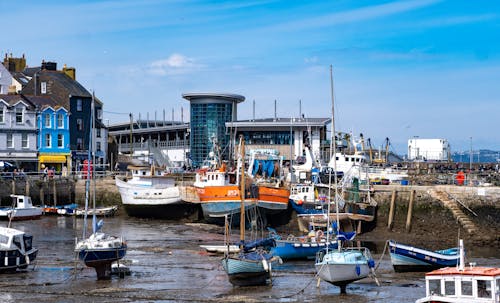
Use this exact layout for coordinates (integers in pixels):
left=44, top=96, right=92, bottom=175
left=39, top=155, right=68, bottom=163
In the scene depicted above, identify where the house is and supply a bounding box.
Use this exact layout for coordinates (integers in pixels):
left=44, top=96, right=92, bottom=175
left=28, top=96, right=71, bottom=172
left=21, top=62, right=107, bottom=171
left=0, top=94, right=38, bottom=171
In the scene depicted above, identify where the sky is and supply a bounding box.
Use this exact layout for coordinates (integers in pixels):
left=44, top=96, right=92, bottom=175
left=2, top=0, right=499, bottom=155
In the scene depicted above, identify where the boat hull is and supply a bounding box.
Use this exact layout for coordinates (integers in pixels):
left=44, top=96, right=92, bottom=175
left=221, top=256, right=271, bottom=286
left=0, top=249, right=38, bottom=272
left=271, top=240, right=337, bottom=260
left=0, top=208, right=43, bottom=221
left=389, top=240, right=459, bottom=272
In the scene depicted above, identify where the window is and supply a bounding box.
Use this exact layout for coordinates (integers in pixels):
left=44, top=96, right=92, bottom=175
left=97, top=141, right=101, bottom=152
left=0, top=106, right=4, bottom=123
left=429, top=279, right=440, bottom=296
left=76, top=138, right=83, bottom=150
left=57, top=134, right=63, bottom=148
left=77, top=99, right=82, bottom=111
left=6, top=133, right=13, bottom=148
left=97, top=127, right=101, bottom=138
left=22, top=133, right=28, bottom=148
left=461, top=280, right=472, bottom=296
left=97, top=109, right=103, bottom=120
left=478, top=280, right=491, bottom=298
left=44, top=113, right=51, bottom=127
left=77, top=119, right=83, bottom=131
left=41, top=82, right=47, bottom=94
left=57, top=113, right=63, bottom=128
left=45, top=134, right=51, bottom=147
left=16, top=107, right=24, bottom=124
left=444, top=280, right=455, bottom=296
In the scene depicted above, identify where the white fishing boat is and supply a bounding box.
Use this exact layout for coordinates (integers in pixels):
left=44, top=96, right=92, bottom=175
left=0, top=195, right=43, bottom=221
left=416, top=239, right=500, bottom=303
left=314, top=66, right=376, bottom=294
left=116, top=164, right=193, bottom=219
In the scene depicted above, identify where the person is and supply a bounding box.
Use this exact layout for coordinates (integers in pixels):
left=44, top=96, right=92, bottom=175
left=48, top=166, right=55, bottom=179
left=62, top=165, right=68, bottom=177
left=42, top=164, right=48, bottom=180
left=114, top=162, right=119, bottom=171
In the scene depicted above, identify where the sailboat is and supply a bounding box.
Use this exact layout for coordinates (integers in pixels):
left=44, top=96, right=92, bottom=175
left=314, top=66, right=376, bottom=294
left=74, top=93, right=127, bottom=280
left=221, top=135, right=281, bottom=286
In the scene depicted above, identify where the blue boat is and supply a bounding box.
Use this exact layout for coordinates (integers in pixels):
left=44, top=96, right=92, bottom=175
left=388, top=240, right=460, bottom=272
left=222, top=250, right=280, bottom=286
left=267, top=228, right=338, bottom=260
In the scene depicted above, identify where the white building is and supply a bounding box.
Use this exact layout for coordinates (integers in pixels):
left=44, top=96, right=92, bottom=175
left=408, top=138, right=450, bottom=161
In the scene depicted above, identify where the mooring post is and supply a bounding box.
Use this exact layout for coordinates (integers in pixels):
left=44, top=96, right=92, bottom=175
left=25, top=179, right=30, bottom=196
left=406, top=190, right=415, bottom=232
left=11, top=179, right=16, bottom=195
left=387, top=190, right=397, bottom=230
left=52, top=179, right=57, bottom=206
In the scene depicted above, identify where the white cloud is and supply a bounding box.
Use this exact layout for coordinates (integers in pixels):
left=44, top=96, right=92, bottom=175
left=148, top=53, right=201, bottom=76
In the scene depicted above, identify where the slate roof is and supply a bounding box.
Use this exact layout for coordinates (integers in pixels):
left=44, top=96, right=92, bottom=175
left=21, top=70, right=99, bottom=108
left=0, top=94, right=35, bottom=108
left=23, top=95, right=64, bottom=111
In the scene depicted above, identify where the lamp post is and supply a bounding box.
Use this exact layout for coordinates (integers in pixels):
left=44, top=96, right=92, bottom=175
left=469, top=137, right=472, bottom=172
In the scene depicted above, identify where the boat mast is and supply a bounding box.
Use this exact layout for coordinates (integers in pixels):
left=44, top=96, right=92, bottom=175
left=82, top=94, right=93, bottom=240
left=239, top=135, right=245, bottom=246
left=329, top=65, right=340, bottom=251
left=91, top=92, right=97, bottom=234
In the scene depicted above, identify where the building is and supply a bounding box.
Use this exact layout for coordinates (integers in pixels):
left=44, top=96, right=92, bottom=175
left=0, top=94, right=38, bottom=171
left=21, top=62, right=107, bottom=171
left=29, top=96, right=71, bottom=171
left=408, top=138, right=450, bottom=161
left=0, top=63, right=13, bottom=94
left=182, top=93, right=244, bottom=167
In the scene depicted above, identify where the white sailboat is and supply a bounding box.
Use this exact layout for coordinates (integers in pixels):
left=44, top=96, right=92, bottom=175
left=314, top=66, right=376, bottom=294
left=74, top=93, right=127, bottom=280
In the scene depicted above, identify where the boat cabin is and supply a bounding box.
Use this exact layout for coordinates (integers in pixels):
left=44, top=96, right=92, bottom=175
left=418, top=265, right=500, bottom=303
left=10, top=195, right=34, bottom=209
left=0, top=227, right=34, bottom=255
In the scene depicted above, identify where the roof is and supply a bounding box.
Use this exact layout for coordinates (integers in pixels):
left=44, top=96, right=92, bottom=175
left=23, top=95, right=63, bottom=110
left=10, top=72, right=31, bottom=86
left=182, top=92, right=245, bottom=103
left=21, top=70, right=95, bottom=108
left=0, top=94, right=35, bottom=108
left=426, top=266, right=500, bottom=277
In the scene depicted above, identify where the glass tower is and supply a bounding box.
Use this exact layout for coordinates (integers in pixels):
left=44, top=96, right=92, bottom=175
left=183, top=93, right=245, bottom=167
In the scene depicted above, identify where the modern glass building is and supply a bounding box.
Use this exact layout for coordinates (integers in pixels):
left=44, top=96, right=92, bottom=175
left=182, top=93, right=245, bottom=167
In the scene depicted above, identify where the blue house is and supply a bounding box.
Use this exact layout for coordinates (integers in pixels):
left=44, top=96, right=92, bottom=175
left=28, top=96, right=70, bottom=172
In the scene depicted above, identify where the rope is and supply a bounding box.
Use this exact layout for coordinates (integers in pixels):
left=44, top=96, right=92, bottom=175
left=374, top=240, right=389, bottom=271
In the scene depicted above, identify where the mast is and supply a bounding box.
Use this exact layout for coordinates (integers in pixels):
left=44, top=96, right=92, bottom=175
left=239, top=135, right=245, bottom=246
left=91, top=92, right=97, bottom=234
left=329, top=65, right=340, bottom=251
left=82, top=94, right=93, bottom=239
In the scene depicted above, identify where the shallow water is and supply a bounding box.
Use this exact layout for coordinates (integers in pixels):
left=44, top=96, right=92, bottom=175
left=1, top=216, right=498, bottom=303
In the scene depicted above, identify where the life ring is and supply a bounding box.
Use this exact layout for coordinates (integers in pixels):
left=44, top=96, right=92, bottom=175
left=297, top=199, right=303, bottom=205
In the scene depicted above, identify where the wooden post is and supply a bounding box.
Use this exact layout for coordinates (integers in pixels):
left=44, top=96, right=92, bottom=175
left=25, top=179, right=30, bottom=196
left=52, top=179, right=58, bottom=206
left=11, top=179, right=16, bottom=195
left=406, top=190, right=415, bottom=232
left=387, top=190, right=397, bottom=230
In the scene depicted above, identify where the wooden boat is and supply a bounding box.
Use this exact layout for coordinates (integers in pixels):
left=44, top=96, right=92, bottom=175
left=416, top=239, right=500, bottom=303
left=200, top=244, right=240, bottom=254
left=0, top=195, right=42, bottom=221
left=74, top=95, right=127, bottom=280
left=0, top=227, right=38, bottom=272
left=76, top=205, right=118, bottom=217
left=221, top=136, right=280, bottom=286
left=389, top=240, right=460, bottom=272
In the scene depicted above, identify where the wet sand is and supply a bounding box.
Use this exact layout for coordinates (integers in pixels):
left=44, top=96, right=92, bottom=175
left=1, top=216, right=498, bottom=303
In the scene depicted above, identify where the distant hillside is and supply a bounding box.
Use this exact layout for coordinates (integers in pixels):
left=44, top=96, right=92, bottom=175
left=451, top=149, right=500, bottom=163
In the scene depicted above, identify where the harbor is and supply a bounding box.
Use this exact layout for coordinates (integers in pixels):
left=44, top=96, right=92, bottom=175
left=0, top=215, right=497, bottom=303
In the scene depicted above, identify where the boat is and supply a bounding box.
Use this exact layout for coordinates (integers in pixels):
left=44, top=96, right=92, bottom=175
left=247, top=149, right=290, bottom=220
left=389, top=240, right=460, bottom=272
left=0, top=195, right=43, bottom=221
left=75, top=205, right=118, bottom=217
left=0, top=226, right=38, bottom=272
left=314, top=66, right=376, bottom=294
left=189, top=138, right=258, bottom=224
left=42, top=203, right=78, bottom=216
left=268, top=228, right=338, bottom=260
left=221, top=136, right=281, bottom=286
left=416, top=239, right=500, bottom=303
left=74, top=93, right=127, bottom=280
left=116, top=164, right=194, bottom=219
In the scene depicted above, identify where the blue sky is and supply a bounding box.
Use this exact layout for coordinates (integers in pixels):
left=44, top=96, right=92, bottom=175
left=2, top=0, right=499, bottom=155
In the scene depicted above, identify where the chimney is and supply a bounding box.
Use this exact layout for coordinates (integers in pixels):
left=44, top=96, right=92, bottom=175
left=62, top=64, right=76, bottom=80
